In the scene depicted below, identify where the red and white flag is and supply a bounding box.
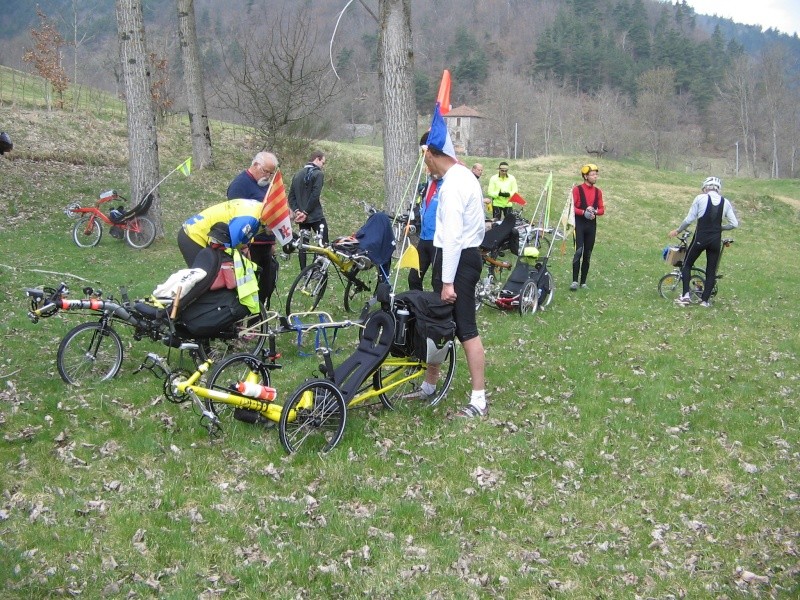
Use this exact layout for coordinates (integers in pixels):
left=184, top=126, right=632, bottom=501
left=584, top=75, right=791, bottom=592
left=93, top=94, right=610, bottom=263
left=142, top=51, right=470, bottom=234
left=261, top=170, right=293, bottom=246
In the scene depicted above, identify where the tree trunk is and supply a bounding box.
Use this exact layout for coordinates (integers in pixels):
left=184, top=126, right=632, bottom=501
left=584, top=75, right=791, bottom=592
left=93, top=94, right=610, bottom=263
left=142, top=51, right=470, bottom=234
left=378, top=0, right=418, bottom=214
left=115, top=0, right=162, bottom=236
left=176, top=0, right=213, bottom=169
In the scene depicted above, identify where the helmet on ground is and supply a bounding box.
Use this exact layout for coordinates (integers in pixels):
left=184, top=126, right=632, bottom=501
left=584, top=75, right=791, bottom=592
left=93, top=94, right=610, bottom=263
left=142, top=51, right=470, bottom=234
left=702, top=176, right=721, bottom=191
left=580, top=163, right=599, bottom=176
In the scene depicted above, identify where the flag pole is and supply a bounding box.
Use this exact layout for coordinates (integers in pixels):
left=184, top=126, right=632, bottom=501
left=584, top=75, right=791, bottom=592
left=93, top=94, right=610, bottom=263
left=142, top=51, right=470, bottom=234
left=143, top=157, right=192, bottom=200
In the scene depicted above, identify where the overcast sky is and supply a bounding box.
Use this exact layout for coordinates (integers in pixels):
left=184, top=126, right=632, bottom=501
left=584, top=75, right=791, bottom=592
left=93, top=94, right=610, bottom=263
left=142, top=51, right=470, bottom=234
left=674, top=0, right=800, bottom=36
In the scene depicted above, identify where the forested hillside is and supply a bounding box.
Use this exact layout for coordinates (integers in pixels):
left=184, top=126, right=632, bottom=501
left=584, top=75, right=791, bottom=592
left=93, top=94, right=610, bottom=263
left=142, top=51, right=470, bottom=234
left=1, top=0, right=798, bottom=178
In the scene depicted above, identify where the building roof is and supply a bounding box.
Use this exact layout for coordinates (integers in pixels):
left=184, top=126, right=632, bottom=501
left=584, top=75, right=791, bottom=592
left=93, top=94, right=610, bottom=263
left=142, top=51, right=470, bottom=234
left=445, top=105, right=483, bottom=118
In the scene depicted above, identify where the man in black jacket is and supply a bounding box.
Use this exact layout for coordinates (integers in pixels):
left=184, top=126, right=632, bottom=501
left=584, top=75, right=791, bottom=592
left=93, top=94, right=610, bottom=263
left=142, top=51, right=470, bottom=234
left=289, top=150, right=328, bottom=269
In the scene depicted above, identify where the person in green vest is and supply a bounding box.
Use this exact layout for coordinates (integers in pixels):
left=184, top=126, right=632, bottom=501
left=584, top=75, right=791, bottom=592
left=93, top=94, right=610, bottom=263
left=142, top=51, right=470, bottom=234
left=486, top=161, right=518, bottom=220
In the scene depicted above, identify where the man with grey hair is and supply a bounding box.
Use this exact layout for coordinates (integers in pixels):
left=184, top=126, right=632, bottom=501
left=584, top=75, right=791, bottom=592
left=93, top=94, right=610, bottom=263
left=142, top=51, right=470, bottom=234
left=227, top=151, right=280, bottom=306
left=669, top=176, right=738, bottom=307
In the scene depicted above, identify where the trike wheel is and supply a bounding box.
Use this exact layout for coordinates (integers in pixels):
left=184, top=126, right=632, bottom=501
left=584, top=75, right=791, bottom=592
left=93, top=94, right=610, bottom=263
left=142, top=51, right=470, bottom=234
left=57, top=321, right=123, bottom=385
left=538, top=270, right=554, bottom=308
left=377, top=343, right=456, bottom=409
left=206, top=353, right=273, bottom=425
left=72, top=216, right=102, bottom=248
left=197, top=304, right=269, bottom=362
left=519, top=280, right=539, bottom=315
left=125, top=216, right=156, bottom=249
left=343, top=269, right=376, bottom=314
left=286, top=264, right=328, bottom=316
left=279, top=380, right=347, bottom=454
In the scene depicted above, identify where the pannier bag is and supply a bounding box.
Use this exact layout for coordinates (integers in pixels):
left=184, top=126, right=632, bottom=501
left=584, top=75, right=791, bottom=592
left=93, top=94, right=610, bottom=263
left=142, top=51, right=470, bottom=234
left=176, top=288, right=249, bottom=337
left=393, top=290, right=455, bottom=364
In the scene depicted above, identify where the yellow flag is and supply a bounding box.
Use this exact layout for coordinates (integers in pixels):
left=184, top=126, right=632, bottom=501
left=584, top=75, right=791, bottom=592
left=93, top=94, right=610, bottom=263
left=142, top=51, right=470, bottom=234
left=178, top=157, right=192, bottom=176
left=397, top=243, right=420, bottom=273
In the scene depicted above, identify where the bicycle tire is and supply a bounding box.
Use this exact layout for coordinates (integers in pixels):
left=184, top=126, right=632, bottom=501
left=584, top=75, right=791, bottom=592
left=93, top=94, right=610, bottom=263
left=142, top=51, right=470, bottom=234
left=206, top=352, right=273, bottom=424
left=125, top=216, right=156, bottom=249
left=197, top=304, right=269, bottom=362
left=278, top=379, right=347, bottom=454
left=658, top=269, right=705, bottom=302
left=519, top=280, right=539, bottom=315
left=343, top=269, right=377, bottom=314
left=286, top=263, right=328, bottom=316
left=57, top=321, right=123, bottom=385
left=72, top=216, right=102, bottom=248
left=377, top=343, right=456, bottom=409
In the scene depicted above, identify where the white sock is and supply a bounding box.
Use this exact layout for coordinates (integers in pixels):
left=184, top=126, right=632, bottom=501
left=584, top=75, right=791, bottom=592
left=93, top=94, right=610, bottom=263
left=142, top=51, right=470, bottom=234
left=470, top=390, right=486, bottom=410
left=421, top=381, right=436, bottom=395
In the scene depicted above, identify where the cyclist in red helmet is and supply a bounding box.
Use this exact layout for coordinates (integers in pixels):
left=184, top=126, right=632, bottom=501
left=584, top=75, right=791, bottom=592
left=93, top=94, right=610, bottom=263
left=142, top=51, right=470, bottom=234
left=570, top=164, right=605, bottom=291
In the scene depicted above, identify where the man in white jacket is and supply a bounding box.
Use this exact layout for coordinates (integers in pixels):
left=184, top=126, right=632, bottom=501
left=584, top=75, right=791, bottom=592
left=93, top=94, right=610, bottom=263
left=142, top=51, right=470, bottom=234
left=669, top=176, right=739, bottom=307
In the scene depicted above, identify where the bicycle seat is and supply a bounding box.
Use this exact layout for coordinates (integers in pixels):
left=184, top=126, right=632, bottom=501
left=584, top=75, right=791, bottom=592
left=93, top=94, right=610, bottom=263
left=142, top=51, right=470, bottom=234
left=133, top=300, right=168, bottom=321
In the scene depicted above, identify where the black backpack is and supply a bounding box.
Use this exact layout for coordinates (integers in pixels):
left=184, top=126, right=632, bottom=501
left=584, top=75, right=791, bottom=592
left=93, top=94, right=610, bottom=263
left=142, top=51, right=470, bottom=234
left=393, top=290, right=456, bottom=363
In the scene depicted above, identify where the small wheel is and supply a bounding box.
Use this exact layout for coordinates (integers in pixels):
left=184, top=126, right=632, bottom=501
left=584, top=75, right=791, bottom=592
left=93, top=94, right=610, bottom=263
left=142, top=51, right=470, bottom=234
left=197, top=304, right=269, bottom=362
left=286, top=264, right=328, bottom=315
left=164, top=369, right=193, bottom=403
left=687, top=271, right=706, bottom=303
left=378, top=343, right=456, bottom=409
left=57, top=321, right=123, bottom=385
left=72, top=216, right=102, bottom=248
left=278, top=380, right=347, bottom=454
left=519, top=280, right=539, bottom=315
left=206, top=353, right=273, bottom=424
left=343, top=269, right=377, bottom=314
left=538, top=270, right=554, bottom=308
left=658, top=272, right=680, bottom=300
left=125, top=216, right=156, bottom=249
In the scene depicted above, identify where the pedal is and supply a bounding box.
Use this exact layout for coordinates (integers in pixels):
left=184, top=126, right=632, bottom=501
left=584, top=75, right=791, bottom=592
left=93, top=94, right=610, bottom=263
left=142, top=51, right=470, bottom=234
left=134, top=352, right=170, bottom=379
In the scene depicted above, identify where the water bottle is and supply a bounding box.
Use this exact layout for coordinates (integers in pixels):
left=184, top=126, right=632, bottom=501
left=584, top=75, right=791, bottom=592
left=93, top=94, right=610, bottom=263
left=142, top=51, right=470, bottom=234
left=235, top=381, right=277, bottom=401
left=394, top=308, right=410, bottom=345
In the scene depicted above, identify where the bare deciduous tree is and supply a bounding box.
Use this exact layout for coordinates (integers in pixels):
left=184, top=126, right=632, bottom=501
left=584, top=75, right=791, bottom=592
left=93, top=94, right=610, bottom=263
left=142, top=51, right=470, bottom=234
left=22, top=9, right=69, bottom=110
left=116, top=0, right=162, bottom=235
left=378, top=0, right=418, bottom=213
left=636, top=67, right=678, bottom=170
left=213, top=8, right=339, bottom=152
left=177, top=0, right=213, bottom=169
left=717, top=55, right=759, bottom=177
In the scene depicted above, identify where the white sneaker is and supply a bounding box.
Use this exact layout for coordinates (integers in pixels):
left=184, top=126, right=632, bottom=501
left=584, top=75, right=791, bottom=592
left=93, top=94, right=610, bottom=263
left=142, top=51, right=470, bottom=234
left=674, top=294, right=690, bottom=306
left=700, top=301, right=711, bottom=307
left=570, top=281, right=579, bottom=291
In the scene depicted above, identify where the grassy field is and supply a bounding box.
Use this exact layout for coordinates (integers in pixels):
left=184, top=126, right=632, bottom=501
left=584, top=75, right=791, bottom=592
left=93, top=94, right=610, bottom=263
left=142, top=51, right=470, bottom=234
left=1, top=80, right=799, bottom=598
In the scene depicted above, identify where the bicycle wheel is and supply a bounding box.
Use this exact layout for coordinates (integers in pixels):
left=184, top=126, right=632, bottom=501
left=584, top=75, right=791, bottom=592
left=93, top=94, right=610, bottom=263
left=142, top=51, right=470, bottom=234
left=377, top=343, right=456, bottom=409
left=658, top=269, right=705, bottom=302
left=197, top=304, right=269, bottom=361
left=519, top=280, right=539, bottom=315
left=538, top=270, right=554, bottom=308
left=286, top=263, right=328, bottom=315
left=343, top=269, right=377, bottom=314
left=72, top=216, right=102, bottom=248
left=278, top=380, right=347, bottom=454
left=57, top=321, right=123, bottom=385
left=125, top=216, right=156, bottom=249
left=206, top=352, right=273, bottom=423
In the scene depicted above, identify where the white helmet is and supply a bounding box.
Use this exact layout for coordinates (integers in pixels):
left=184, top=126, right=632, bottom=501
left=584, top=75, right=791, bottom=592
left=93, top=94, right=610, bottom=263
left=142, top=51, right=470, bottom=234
left=702, top=176, right=721, bottom=191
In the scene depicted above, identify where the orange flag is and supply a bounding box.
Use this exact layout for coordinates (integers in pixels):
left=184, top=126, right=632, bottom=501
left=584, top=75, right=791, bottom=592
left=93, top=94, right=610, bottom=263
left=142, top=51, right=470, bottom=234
left=261, top=170, right=293, bottom=246
left=436, top=70, right=452, bottom=115
left=509, top=192, right=527, bottom=206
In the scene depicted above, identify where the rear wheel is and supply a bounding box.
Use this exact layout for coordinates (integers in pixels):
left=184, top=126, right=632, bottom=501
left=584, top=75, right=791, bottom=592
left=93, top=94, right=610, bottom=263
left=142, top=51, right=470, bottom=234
left=125, top=216, right=156, bottom=249
left=197, top=304, right=269, bottom=362
left=377, top=343, right=456, bottom=409
left=72, top=216, right=102, bottom=248
left=279, top=380, right=347, bottom=453
left=519, top=280, right=539, bottom=315
left=658, top=269, right=705, bottom=302
left=344, top=269, right=377, bottom=314
left=57, top=321, right=123, bottom=385
left=286, top=264, right=328, bottom=316
left=206, top=353, right=273, bottom=425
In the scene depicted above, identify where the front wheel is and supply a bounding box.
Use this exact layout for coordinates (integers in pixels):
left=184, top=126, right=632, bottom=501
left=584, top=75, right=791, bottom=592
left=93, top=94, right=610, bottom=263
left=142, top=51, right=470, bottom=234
left=125, top=216, right=156, bottom=249
left=377, top=343, right=456, bottom=409
left=206, top=353, right=273, bottom=425
left=278, top=380, right=347, bottom=454
left=72, top=216, right=102, bottom=248
left=519, top=280, right=539, bottom=315
left=57, top=321, right=123, bottom=385
left=343, top=269, right=377, bottom=314
left=658, top=269, right=705, bottom=302
left=286, top=263, right=328, bottom=315
left=538, top=270, right=554, bottom=308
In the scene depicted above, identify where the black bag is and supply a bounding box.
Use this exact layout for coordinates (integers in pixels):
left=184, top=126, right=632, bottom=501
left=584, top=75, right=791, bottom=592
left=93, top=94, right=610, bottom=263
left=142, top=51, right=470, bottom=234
left=393, top=290, right=455, bottom=363
left=177, top=289, right=249, bottom=337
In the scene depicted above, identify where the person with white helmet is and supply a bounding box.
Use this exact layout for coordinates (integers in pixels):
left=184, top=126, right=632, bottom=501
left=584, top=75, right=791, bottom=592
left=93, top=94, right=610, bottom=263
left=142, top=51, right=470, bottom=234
left=570, top=163, right=605, bottom=291
left=669, top=176, right=738, bottom=307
